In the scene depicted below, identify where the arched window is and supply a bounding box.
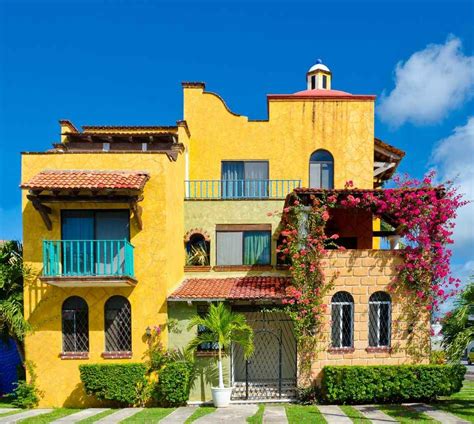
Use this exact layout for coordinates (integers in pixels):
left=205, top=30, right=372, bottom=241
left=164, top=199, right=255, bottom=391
left=309, top=149, right=334, bottom=189
left=62, top=296, right=89, bottom=353
left=369, top=292, right=391, bottom=347
left=331, top=291, right=354, bottom=348
left=105, top=296, right=131, bottom=352
left=185, top=233, right=210, bottom=266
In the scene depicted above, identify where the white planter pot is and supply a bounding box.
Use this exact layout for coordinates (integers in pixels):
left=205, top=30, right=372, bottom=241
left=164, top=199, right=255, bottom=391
left=211, top=386, right=232, bottom=407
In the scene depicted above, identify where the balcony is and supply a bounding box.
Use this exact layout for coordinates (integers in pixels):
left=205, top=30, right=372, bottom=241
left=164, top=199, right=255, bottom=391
left=185, top=179, right=301, bottom=200
left=41, top=240, right=136, bottom=287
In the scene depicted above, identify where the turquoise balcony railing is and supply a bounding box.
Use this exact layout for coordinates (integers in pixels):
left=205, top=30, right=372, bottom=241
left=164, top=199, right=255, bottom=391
left=43, top=240, right=135, bottom=278
left=185, top=179, right=301, bottom=199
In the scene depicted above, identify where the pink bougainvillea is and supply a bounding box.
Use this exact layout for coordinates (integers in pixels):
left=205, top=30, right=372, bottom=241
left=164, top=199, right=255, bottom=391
left=278, top=172, right=465, bottom=346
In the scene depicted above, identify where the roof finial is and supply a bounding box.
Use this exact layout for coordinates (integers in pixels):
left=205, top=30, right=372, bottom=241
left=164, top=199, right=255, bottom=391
left=316, top=58, right=323, bottom=64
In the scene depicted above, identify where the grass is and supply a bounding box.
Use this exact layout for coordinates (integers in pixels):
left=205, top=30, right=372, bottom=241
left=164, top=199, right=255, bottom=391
left=285, top=404, right=326, bottom=424
left=376, top=405, right=436, bottom=423
left=0, top=394, right=16, bottom=408
left=77, top=409, right=117, bottom=423
left=185, top=406, right=216, bottom=423
left=121, top=407, right=175, bottom=423
left=246, top=404, right=264, bottom=423
left=21, top=408, right=80, bottom=423
left=433, top=379, right=474, bottom=423
left=339, top=405, right=371, bottom=423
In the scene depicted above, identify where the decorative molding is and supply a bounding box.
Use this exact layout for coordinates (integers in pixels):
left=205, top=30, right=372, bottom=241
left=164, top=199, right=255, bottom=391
left=366, top=346, right=392, bottom=353
left=60, top=352, right=89, bottom=360
left=184, top=266, right=212, bottom=272
left=328, top=347, right=355, bottom=354
left=101, top=351, right=132, bottom=359
left=184, top=228, right=211, bottom=242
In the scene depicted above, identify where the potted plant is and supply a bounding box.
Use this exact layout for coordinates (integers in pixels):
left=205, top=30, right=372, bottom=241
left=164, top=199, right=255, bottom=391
left=187, top=302, right=253, bottom=407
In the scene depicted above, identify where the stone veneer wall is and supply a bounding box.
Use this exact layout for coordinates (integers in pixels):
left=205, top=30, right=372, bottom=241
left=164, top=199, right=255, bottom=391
left=310, top=250, right=430, bottom=383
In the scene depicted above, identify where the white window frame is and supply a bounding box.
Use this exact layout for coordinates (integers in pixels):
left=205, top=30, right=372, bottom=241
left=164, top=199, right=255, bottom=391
left=331, top=298, right=354, bottom=348
left=368, top=298, right=391, bottom=348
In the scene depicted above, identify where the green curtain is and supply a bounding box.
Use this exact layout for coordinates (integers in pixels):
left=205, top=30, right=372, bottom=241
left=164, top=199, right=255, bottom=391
left=244, top=231, right=270, bottom=265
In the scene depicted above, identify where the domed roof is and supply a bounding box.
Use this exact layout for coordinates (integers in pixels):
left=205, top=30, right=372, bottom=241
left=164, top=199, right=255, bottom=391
left=308, top=61, right=330, bottom=73
left=292, top=88, right=352, bottom=97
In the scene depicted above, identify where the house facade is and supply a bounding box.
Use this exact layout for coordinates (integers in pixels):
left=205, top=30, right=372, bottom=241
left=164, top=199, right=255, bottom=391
left=21, top=63, right=423, bottom=407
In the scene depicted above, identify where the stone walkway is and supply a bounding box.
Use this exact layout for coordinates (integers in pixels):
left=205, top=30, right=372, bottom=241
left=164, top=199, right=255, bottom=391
left=51, top=408, right=110, bottom=423
left=159, top=407, right=197, bottom=423
left=316, top=405, right=352, bottom=423
left=0, top=409, right=52, bottom=423
left=0, top=410, right=16, bottom=416
left=353, top=405, right=397, bottom=423
left=404, top=403, right=470, bottom=424
left=263, top=406, right=287, bottom=423
left=194, top=404, right=258, bottom=423
left=95, top=408, right=143, bottom=423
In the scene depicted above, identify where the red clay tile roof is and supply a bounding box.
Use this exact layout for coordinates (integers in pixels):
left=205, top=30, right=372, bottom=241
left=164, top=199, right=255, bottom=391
left=21, top=170, right=150, bottom=191
left=169, top=277, right=292, bottom=300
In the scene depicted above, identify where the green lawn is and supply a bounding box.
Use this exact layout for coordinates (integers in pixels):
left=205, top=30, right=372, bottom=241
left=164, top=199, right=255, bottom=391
left=433, top=379, right=474, bottom=423
left=0, top=394, right=15, bottom=408
left=77, top=409, right=117, bottom=423
left=376, top=405, right=436, bottom=423
left=339, top=405, right=371, bottom=423
left=185, top=406, right=216, bottom=423
left=285, top=405, right=326, bottom=424
left=246, top=404, right=264, bottom=423
left=21, top=409, right=80, bottom=424
left=121, top=408, right=174, bottom=423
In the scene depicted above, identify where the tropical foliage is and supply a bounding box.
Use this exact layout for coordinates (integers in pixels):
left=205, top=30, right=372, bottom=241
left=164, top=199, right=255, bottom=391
left=0, top=240, right=30, bottom=362
left=186, top=302, right=253, bottom=388
left=441, top=280, right=474, bottom=362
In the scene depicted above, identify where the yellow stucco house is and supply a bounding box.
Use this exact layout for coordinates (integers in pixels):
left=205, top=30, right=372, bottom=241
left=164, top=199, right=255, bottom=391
left=21, top=62, right=418, bottom=407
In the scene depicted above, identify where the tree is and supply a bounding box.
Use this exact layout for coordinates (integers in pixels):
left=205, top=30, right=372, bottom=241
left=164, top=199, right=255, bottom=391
left=186, top=302, right=253, bottom=388
left=0, top=241, right=30, bottom=362
left=441, top=279, right=474, bottom=362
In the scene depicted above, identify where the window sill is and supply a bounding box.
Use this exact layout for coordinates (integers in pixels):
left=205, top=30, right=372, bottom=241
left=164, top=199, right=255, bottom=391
left=366, top=346, right=392, bottom=353
left=213, top=265, right=273, bottom=272
left=184, top=266, right=212, bottom=272
left=275, top=264, right=290, bottom=270
left=328, top=347, right=355, bottom=354
left=60, top=352, right=89, bottom=360
left=101, top=351, right=132, bottom=359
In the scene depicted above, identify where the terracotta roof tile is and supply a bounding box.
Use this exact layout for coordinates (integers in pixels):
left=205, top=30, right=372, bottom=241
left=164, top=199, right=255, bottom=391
left=169, top=277, right=291, bottom=300
left=21, top=170, right=149, bottom=191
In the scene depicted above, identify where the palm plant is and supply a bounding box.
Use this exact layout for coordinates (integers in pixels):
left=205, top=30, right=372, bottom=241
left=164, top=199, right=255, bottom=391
left=0, top=241, right=30, bottom=362
left=185, top=244, right=210, bottom=266
left=441, top=279, right=474, bottom=362
left=187, top=302, right=253, bottom=388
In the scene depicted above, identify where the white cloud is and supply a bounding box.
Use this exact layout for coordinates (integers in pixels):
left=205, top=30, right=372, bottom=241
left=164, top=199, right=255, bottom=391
left=431, top=117, right=474, bottom=254
left=378, top=36, right=474, bottom=126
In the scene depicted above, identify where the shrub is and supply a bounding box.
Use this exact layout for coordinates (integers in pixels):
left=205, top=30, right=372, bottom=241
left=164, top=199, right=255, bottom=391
left=79, top=363, right=147, bottom=406
left=296, top=385, right=321, bottom=404
left=12, top=361, right=41, bottom=409
left=153, top=361, right=194, bottom=407
left=322, top=364, right=466, bottom=404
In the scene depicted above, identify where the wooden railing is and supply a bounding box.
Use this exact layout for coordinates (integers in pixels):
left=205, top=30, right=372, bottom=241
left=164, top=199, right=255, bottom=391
left=185, top=179, right=301, bottom=200
left=43, top=240, right=135, bottom=278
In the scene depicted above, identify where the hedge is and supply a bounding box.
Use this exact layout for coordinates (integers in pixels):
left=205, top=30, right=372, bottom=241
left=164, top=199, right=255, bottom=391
left=79, top=363, right=147, bottom=406
left=153, top=361, right=194, bottom=407
left=322, top=364, right=466, bottom=404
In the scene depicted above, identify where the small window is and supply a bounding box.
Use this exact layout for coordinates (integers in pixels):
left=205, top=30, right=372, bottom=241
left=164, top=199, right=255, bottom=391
left=369, top=292, right=391, bottom=347
left=331, top=291, right=354, bottom=348
left=196, top=305, right=219, bottom=352
left=309, top=150, right=334, bottom=189
left=216, top=230, right=271, bottom=266
left=311, top=75, right=316, bottom=90
left=186, top=233, right=210, bottom=266
left=105, top=296, right=132, bottom=352
left=62, top=296, right=89, bottom=353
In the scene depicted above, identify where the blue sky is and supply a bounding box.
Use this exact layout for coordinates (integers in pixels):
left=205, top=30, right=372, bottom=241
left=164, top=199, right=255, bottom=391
left=0, top=0, right=473, bottom=288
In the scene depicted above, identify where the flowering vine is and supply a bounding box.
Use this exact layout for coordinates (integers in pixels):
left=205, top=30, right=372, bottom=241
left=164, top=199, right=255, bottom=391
left=276, top=172, right=465, bottom=375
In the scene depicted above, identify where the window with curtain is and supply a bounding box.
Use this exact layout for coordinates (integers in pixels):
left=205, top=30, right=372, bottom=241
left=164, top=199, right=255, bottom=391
left=368, top=292, right=391, bottom=347
left=221, top=161, right=269, bottom=198
left=216, top=230, right=271, bottom=266
left=61, top=210, right=129, bottom=275
left=331, top=291, right=354, bottom=348
left=104, top=296, right=132, bottom=352
left=309, top=150, right=334, bottom=189
left=62, top=296, right=89, bottom=353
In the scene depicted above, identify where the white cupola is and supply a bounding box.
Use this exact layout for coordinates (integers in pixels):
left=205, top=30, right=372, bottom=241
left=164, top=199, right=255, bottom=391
left=306, top=60, right=332, bottom=90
